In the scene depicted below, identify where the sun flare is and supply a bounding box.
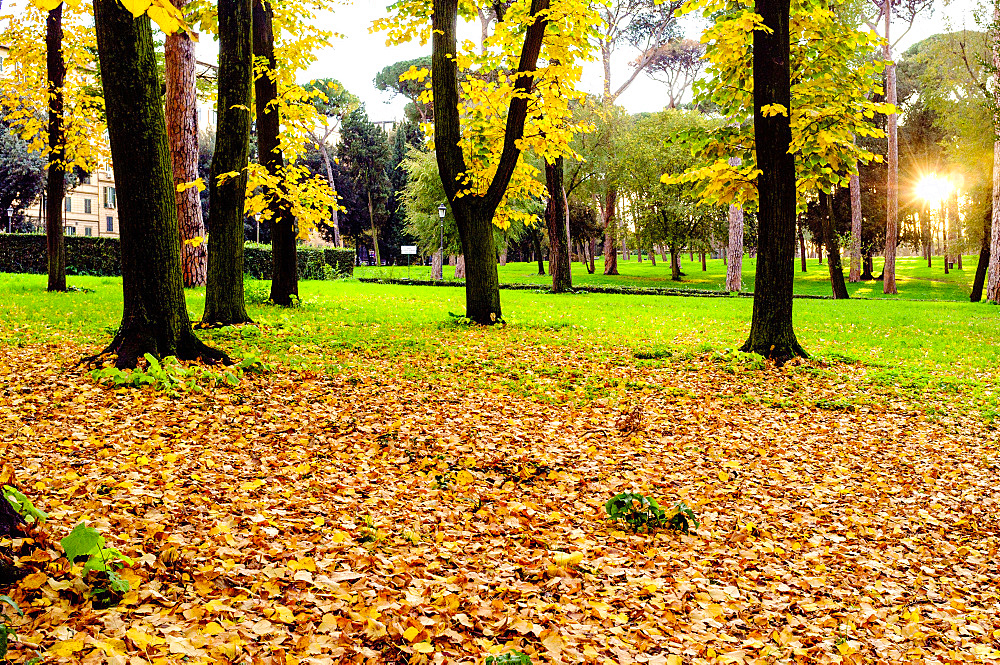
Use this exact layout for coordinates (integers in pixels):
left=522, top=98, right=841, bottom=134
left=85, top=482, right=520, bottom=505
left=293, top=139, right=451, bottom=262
left=917, top=173, right=952, bottom=207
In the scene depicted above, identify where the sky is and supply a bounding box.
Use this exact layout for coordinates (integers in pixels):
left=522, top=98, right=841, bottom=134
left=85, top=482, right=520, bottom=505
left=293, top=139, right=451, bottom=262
left=0, top=0, right=985, bottom=121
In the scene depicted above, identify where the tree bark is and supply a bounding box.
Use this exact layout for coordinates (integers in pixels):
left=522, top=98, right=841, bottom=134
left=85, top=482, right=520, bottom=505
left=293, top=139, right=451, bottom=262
left=253, top=0, right=298, bottom=306
left=797, top=214, right=807, bottom=272
left=726, top=204, right=743, bottom=291
left=531, top=230, right=545, bottom=275
left=46, top=5, right=66, bottom=293
left=318, top=144, right=342, bottom=247
left=165, top=0, right=207, bottom=288
left=455, top=254, right=466, bottom=278
left=988, top=123, right=1000, bottom=302
left=92, top=0, right=227, bottom=368
left=602, top=187, right=618, bottom=275
left=822, top=191, right=849, bottom=299
left=701, top=250, right=707, bottom=271
left=368, top=191, right=381, bottom=266
left=545, top=158, right=572, bottom=292
left=432, top=249, right=443, bottom=280
left=848, top=171, right=861, bottom=282
left=670, top=243, right=680, bottom=281
left=432, top=0, right=548, bottom=322
left=942, top=202, right=949, bottom=274
left=971, top=204, right=990, bottom=302
left=882, top=0, right=899, bottom=295
left=587, top=238, right=596, bottom=274
left=740, top=0, right=805, bottom=360
left=204, top=0, right=253, bottom=324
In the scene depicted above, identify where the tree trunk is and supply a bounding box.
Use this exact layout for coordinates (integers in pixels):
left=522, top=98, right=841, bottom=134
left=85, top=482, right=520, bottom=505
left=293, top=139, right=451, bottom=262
left=818, top=243, right=823, bottom=264
left=165, top=0, right=207, bottom=288
left=848, top=170, right=861, bottom=282
left=254, top=0, right=298, bottom=306
left=701, top=250, right=707, bottom=271
left=740, top=0, right=805, bottom=360
left=368, top=190, right=380, bottom=266
left=971, top=205, right=990, bottom=301
left=455, top=254, right=466, bottom=278
left=726, top=203, right=743, bottom=291
left=797, top=215, right=807, bottom=272
left=318, top=144, right=342, bottom=247
left=531, top=230, right=545, bottom=275
left=432, top=249, right=443, bottom=279
left=988, top=117, right=1000, bottom=302
left=203, top=0, right=252, bottom=325
left=46, top=5, right=66, bottom=293
left=861, top=253, right=874, bottom=280
left=602, top=187, right=618, bottom=275
left=92, top=0, right=226, bottom=368
left=952, top=190, right=962, bottom=269
left=455, top=204, right=502, bottom=321
left=649, top=247, right=655, bottom=266
left=882, top=0, right=899, bottom=295
left=545, top=157, right=572, bottom=293
left=587, top=238, right=596, bottom=274
left=670, top=244, right=680, bottom=281
left=822, top=191, right=849, bottom=299
left=942, top=202, right=949, bottom=274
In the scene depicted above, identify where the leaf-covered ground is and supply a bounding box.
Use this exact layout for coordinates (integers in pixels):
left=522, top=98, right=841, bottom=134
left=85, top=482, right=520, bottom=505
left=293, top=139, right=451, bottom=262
left=2, top=333, right=998, bottom=665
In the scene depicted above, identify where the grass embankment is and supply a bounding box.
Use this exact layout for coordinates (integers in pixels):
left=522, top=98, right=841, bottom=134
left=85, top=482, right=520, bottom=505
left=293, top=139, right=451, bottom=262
left=361, top=254, right=983, bottom=301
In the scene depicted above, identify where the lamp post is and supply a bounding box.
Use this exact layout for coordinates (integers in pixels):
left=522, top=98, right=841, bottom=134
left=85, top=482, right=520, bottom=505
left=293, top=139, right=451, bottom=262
left=5, top=207, right=13, bottom=233
left=437, top=203, right=447, bottom=280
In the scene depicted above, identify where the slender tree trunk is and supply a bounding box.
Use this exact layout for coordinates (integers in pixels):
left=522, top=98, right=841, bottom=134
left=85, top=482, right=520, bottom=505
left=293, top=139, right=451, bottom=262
left=942, top=202, right=949, bottom=274
left=741, top=0, right=805, bottom=360
left=649, top=247, right=655, bottom=266
left=92, top=0, right=226, bottom=368
left=203, top=0, right=252, bottom=324
left=587, top=238, right=596, bottom=274
left=797, top=214, right=807, bottom=272
left=45, top=5, right=66, bottom=292
left=165, top=0, right=207, bottom=288
left=254, top=0, right=297, bottom=306
left=849, top=171, right=861, bottom=282
left=701, top=250, right=707, bottom=271
left=972, top=205, right=991, bottom=301
left=532, top=230, right=545, bottom=275
left=319, top=144, right=342, bottom=247
left=726, top=204, right=743, bottom=291
left=670, top=244, right=680, bottom=281
left=952, top=190, right=962, bottom=269
left=882, top=0, right=899, bottom=294
left=989, top=125, right=1000, bottom=302
left=822, top=191, right=849, bottom=299
left=368, top=191, right=380, bottom=266
left=545, top=157, right=572, bottom=292
left=602, top=187, right=618, bottom=275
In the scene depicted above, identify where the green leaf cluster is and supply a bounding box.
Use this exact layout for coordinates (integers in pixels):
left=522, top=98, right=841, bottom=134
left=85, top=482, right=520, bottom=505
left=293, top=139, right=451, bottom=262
left=2, top=485, right=47, bottom=524
left=61, top=522, right=134, bottom=599
left=485, top=650, right=532, bottom=665
left=0, top=595, right=22, bottom=659
left=90, top=352, right=269, bottom=394
left=605, top=492, right=699, bottom=533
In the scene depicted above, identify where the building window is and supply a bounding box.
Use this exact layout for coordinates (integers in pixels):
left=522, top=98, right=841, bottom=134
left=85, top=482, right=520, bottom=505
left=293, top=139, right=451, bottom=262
left=106, top=216, right=114, bottom=233
left=81, top=173, right=92, bottom=185
left=84, top=227, right=92, bottom=237
left=64, top=197, right=72, bottom=213
left=84, top=198, right=92, bottom=214
left=103, top=186, right=116, bottom=209
left=65, top=226, right=76, bottom=235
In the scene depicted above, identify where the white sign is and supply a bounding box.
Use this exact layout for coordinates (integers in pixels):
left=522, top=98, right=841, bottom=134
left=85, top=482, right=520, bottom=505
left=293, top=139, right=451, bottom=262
left=401, top=245, right=417, bottom=255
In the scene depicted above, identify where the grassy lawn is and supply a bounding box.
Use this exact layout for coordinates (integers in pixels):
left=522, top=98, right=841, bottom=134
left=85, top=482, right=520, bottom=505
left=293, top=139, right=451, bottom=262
left=1, top=273, right=998, bottom=663
left=360, top=254, right=982, bottom=301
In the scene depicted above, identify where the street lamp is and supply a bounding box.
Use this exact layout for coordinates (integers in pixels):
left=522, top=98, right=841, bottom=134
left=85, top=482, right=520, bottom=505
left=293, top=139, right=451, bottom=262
left=437, top=203, right=447, bottom=279
left=5, top=207, right=12, bottom=233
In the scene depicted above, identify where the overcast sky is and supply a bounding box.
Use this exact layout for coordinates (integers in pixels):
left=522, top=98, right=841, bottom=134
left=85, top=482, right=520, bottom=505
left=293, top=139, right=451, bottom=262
left=2, top=0, right=984, bottom=121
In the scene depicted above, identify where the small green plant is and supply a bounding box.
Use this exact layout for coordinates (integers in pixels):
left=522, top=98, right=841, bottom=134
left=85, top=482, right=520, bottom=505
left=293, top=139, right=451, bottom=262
left=244, top=278, right=272, bottom=306
left=605, top=492, right=699, bottom=534
left=61, top=522, right=134, bottom=605
left=91, top=352, right=265, bottom=394
left=2, top=485, right=47, bottom=524
left=0, top=595, right=22, bottom=659
left=485, top=650, right=532, bottom=665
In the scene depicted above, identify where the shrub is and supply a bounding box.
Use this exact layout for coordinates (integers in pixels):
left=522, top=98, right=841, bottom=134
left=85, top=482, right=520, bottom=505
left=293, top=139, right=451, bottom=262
left=324, top=247, right=356, bottom=276
left=0, top=234, right=121, bottom=276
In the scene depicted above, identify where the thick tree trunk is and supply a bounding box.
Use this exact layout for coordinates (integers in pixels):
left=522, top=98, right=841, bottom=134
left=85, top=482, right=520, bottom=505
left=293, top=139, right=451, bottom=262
left=861, top=253, right=874, bottom=281
left=740, top=0, right=805, bottom=360
left=254, top=0, right=298, bottom=306
left=545, top=158, right=572, bottom=293
left=971, top=205, right=990, bottom=301
left=455, top=204, right=501, bottom=322
left=455, top=254, right=466, bottom=278
left=432, top=250, right=443, bottom=279
left=602, top=187, right=618, bottom=275
left=848, top=171, right=861, bottom=282
left=203, top=0, right=253, bottom=324
left=46, top=5, right=66, bottom=293
left=988, top=126, right=1000, bottom=302
left=670, top=245, right=680, bottom=281
left=165, top=0, right=207, bottom=288
left=649, top=247, right=655, bottom=266
left=92, top=0, right=226, bottom=368
left=882, top=1, right=899, bottom=295
left=822, top=191, right=849, bottom=299
left=726, top=204, right=743, bottom=291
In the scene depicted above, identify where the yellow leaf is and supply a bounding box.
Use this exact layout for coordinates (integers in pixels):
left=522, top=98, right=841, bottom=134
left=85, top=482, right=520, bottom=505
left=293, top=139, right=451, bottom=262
left=273, top=605, right=296, bottom=623
left=126, top=627, right=167, bottom=649
left=48, top=640, right=86, bottom=656
left=402, top=626, right=420, bottom=642
left=413, top=642, right=434, bottom=654
left=28, top=0, right=62, bottom=10
left=202, top=622, right=225, bottom=636
left=331, top=530, right=348, bottom=543
left=717, top=470, right=730, bottom=482
left=20, top=571, right=47, bottom=590
left=553, top=551, right=584, bottom=567
left=119, top=0, right=152, bottom=17
left=455, top=469, right=474, bottom=486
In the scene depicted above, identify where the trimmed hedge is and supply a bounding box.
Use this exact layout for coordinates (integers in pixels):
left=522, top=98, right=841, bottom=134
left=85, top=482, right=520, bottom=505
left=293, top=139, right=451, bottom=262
left=0, top=234, right=122, bottom=276
left=0, top=234, right=353, bottom=279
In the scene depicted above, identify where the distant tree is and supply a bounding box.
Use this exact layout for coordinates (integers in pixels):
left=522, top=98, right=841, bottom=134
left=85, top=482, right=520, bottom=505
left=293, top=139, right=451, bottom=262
left=339, top=108, right=392, bottom=265
left=0, top=118, right=45, bottom=231
left=374, top=56, right=433, bottom=123
left=640, top=38, right=705, bottom=108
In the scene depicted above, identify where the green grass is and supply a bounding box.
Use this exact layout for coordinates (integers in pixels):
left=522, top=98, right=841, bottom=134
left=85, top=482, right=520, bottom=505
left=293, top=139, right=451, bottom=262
left=360, top=253, right=982, bottom=301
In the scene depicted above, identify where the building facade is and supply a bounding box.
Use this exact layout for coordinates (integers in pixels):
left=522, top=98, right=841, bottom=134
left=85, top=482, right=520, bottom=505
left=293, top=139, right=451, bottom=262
left=25, top=166, right=120, bottom=238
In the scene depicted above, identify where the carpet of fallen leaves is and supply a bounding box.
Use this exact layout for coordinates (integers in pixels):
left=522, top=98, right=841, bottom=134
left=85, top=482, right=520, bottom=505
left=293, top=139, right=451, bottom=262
left=2, top=339, right=999, bottom=665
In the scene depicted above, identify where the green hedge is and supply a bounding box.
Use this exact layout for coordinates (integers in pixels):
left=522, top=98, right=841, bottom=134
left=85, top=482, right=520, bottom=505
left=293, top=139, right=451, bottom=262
left=0, top=235, right=353, bottom=279
left=0, top=234, right=123, bottom=276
